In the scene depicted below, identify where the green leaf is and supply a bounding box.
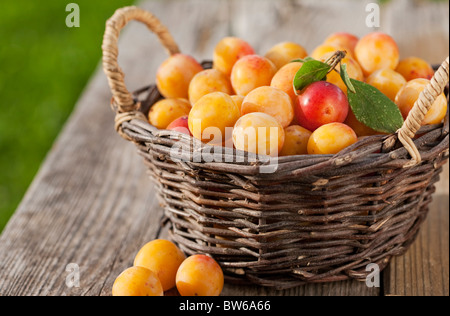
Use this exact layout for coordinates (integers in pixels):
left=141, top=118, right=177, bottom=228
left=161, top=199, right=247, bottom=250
left=293, top=60, right=331, bottom=94
left=290, top=57, right=315, bottom=63
left=339, top=63, right=356, bottom=94
left=347, top=79, right=404, bottom=134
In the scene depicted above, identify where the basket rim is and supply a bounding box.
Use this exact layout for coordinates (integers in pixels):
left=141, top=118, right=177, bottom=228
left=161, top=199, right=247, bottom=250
left=114, top=77, right=449, bottom=178
left=117, top=60, right=449, bottom=163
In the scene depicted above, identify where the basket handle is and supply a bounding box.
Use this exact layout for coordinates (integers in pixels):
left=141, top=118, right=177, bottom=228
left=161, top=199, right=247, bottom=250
left=102, top=6, right=180, bottom=139
left=385, top=56, right=449, bottom=167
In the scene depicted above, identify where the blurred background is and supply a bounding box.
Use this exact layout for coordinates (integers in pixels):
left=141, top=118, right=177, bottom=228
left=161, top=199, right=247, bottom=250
left=0, top=0, right=134, bottom=231
left=0, top=0, right=448, bottom=232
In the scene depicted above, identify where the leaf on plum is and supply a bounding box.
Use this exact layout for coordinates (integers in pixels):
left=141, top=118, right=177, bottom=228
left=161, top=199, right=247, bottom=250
left=293, top=60, right=331, bottom=94
left=346, top=79, right=404, bottom=134
left=290, top=57, right=315, bottom=63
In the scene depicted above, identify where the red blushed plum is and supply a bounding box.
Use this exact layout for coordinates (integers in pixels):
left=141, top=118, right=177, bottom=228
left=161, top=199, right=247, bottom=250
left=167, top=115, right=192, bottom=136
left=295, top=81, right=349, bottom=131
left=176, top=254, right=224, bottom=296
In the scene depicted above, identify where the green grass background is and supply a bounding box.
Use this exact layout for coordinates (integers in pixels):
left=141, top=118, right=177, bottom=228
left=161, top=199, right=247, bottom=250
left=0, top=0, right=134, bottom=231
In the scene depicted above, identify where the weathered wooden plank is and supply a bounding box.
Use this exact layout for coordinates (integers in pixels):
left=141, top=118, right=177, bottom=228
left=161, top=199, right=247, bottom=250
left=383, top=195, right=449, bottom=296
left=0, top=0, right=232, bottom=296
left=222, top=278, right=376, bottom=296
left=0, top=0, right=447, bottom=297
left=0, top=57, right=163, bottom=297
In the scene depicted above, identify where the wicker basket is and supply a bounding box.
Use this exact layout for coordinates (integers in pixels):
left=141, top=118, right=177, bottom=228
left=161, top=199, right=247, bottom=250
left=102, top=7, right=449, bottom=289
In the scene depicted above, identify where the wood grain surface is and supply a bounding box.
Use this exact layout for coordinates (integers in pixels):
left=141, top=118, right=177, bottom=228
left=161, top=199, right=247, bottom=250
left=0, top=0, right=448, bottom=296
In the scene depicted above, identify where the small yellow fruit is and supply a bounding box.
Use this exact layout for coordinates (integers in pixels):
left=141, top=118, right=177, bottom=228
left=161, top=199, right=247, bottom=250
left=134, top=239, right=186, bottom=291
left=112, top=266, right=164, bottom=296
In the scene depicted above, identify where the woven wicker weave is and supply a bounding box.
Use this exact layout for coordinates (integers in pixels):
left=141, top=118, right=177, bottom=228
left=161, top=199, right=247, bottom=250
left=102, top=6, right=449, bottom=289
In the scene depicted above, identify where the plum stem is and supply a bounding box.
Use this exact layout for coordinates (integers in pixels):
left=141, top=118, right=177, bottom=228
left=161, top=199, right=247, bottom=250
left=324, top=50, right=347, bottom=74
